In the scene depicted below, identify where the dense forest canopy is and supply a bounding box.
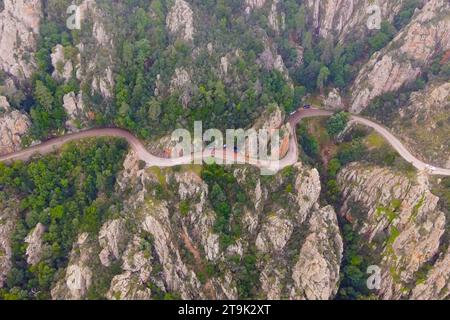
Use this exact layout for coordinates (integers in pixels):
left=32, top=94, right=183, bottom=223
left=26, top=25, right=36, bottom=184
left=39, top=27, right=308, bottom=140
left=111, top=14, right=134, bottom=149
left=0, top=0, right=425, bottom=143
left=0, top=138, right=128, bottom=299
left=1, top=0, right=448, bottom=302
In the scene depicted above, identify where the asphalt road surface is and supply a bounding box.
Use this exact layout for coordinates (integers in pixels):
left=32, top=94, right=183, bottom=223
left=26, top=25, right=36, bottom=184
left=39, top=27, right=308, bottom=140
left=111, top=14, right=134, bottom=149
left=1, top=108, right=449, bottom=176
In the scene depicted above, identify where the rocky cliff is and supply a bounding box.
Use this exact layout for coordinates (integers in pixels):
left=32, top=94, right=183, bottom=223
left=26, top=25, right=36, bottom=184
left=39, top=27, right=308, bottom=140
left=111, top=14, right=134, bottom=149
left=391, top=80, right=450, bottom=168
left=68, top=0, right=115, bottom=101
left=411, top=246, right=450, bottom=300
left=0, top=96, right=31, bottom=155
left=0, top=0, right=449, bottom=302
left=350, top=0, right=450, bottom=112
left=0, top=0, right=42, bottom=80
left=51, top=233, right=96, bottom=300
left=305, top=0, right=404, bottom=41
left=45, top=151, right=343, bottom=300
left=338, top=162, right=449, bottom=299
left=166, top=0, right=194, bottom=42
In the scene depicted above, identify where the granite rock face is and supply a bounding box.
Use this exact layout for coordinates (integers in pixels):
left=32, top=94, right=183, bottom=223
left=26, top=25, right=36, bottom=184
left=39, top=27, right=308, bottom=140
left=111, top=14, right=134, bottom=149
left=305, top=0, right=404, bottom=41
left=391, top=81, right=450, bottom=168
left=411, top=247, right=450, bottom=300
left=46, top=153, right=342, bottom=300
left=290, top=206, right=343, bottom=300
left=25, top=223, right=46, bottom=266
left=350, top=0, right=450, bottom=112
left=170, top=67, right=192, bottom=108
left=0, top=96, right=31, bottom=156
left=98, top=219, right=127, bottom=267
left=76, top=0, right=115, bottom=99
left=338, top=163, right=447, bottom=299
left=107, top=236, right=153, bottom=300
left=324, top=88, right=345, bottom=110
left=166, top=0, right=194, bottom=42
left=51, top=233, right=95, bottom=300
left=63, top=92, right=85, bottom=131
left=0, top=0, right=42, bottom=80
left=51, top=44, right=74, bottom=83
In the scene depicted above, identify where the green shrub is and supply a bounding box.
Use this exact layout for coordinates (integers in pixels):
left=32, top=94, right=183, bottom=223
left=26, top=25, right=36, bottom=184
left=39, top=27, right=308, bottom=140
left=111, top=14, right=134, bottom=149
left=1, top=138, right=128, bottom=298
left=327, top=112, right=350, bottom=137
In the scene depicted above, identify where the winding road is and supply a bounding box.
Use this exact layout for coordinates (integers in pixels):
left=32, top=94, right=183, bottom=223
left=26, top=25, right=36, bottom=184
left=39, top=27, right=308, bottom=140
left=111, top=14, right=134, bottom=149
left=1, top=108, right=449, bottom=176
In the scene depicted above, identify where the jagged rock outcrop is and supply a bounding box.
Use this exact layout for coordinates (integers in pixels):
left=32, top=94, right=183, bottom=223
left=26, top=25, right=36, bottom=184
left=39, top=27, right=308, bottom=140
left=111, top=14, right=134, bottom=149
left=255, top=29, right=292, bottom=84
left=292, top=43, right=304, bottom=68
left=392, top=81, right=450, bottom=168
left=258, top=48, right=289, bottom=77
left=170, top=67, right=191, bottom=91
left=44, top=150, right=344, bottom=300
left=256, top=210, right=294, bottom=253
left=338, top=163, right=446, bottom=299
left=294, top=166, right=322, bottom=223
left=107, top=271, right=152, bottom=300
left=24, top=223, right=45, bottom=266
left=0, top=96, right=31, bottom=156
left=244, top=0, right=266, bottom=15
left=0, top=96, right=9, bottom=111
left=76, top=0, right=115, bottom=98
left=0, top=0, right=42, bottom=80
left=218, top=49, right=242, bottom=78
left=117, top=150, right=145, bottom=188
left=90, top=65, right=114, bottom=99
left=107, top=236, right=152, bottom=300
left=290, top=206, right=343, bottom=300
left=351, top=0, right=450, bottom=112
left=51, top=44, right=74, bottom=83
left=324, top=88, right=345, bottom=110
left=245, top=0, right=266, bottom=11
left=109, top=156, right=212, bottom=299
left=175, top=171, right=219, bottom=263
left=411, top=247, right=450, bottom=300
left=251, top=103, right=284, bottom=131
left=220, top=56, right=230, bottom=75
left=59, top=149, right=339, bottom=300
left=51, top=233, right=95, bottom=300
left=305, top=0, right=404, bottom=41
left=170, top=67, right=192, bottom=108
left=248, top=103, right=291, bottom=159
left=142, top=201, right=205, bottom=299
left=63, top=92, right=85, bottom=131
left=268, top=0, right=285, bottom=33
left=239, top=163, right=342, bottom=300
left=98, top=219, right=127, bottom=267
left=166, top=0, right=194, bottom=42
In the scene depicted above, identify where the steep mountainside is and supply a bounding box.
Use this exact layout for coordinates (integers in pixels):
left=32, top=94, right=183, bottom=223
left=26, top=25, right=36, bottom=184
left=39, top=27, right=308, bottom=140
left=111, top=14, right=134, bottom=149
left=0, top=0, right=42, bottom=80
left=304, top=0, right=405, bottom=41
left=351, top=0, right=450, bottom=113
left=338, top=163, right=449, bottom=299
left=391, top=81, right=450, bottom=168
left=0, top=0, right=449, bottom=301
